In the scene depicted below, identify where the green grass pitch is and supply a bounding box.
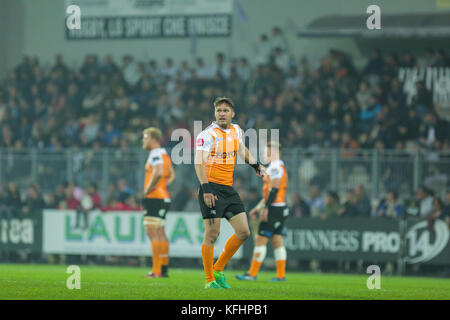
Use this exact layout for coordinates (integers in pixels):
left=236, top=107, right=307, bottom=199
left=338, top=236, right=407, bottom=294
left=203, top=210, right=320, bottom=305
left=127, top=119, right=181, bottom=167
left=0, top=264, right=449, bottom=300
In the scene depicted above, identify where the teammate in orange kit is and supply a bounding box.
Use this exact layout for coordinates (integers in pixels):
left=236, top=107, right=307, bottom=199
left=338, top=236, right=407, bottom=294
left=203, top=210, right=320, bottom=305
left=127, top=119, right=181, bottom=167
left=236, top=141, right=289, bottom=282
left=141, top=127, right=175, bottom=278
left=194, top=97, right=267, bottom=289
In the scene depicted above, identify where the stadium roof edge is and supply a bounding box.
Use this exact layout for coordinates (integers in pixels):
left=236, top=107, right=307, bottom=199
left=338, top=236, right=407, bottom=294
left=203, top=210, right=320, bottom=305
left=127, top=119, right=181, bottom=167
left=297, top=12, right=450, bottom=38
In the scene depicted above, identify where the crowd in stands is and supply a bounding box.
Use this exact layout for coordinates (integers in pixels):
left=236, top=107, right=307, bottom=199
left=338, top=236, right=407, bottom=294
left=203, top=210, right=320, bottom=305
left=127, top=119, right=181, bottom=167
left=0, top=180, right=143, bottom=221
left=288, top=184, right=450, bottom=228
left=2, top=177, right=449, bottom=230
left=0, top=27, right=449, bottom=154
left=1, top=26, right=450, bottom=227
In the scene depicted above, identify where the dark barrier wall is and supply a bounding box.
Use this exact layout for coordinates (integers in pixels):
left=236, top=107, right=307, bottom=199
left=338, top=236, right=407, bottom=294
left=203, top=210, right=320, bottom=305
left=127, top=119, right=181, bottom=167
left=0, top=211, right=42, bottom=252
left=279, top=217, right=450, bottom=265
left=2, top=212, right=449, bottom=266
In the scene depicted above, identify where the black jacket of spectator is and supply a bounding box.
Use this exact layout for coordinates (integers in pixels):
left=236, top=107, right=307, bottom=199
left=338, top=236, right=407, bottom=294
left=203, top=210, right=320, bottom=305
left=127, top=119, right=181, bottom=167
left=355, top=195, right=371, bottom=216
left=340, top=201, right=360, bottom=217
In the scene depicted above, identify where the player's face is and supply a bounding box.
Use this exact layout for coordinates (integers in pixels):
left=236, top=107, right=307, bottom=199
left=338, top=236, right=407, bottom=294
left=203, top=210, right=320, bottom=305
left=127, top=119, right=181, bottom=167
left=142, top=133, right=151, bottom=150
left=214, top=103, right=234, bottom=128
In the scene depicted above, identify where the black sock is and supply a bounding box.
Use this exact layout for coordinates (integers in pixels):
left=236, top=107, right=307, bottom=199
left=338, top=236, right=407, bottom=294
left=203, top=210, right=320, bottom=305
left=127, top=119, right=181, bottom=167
left=161, top=265, right=168, bottom=275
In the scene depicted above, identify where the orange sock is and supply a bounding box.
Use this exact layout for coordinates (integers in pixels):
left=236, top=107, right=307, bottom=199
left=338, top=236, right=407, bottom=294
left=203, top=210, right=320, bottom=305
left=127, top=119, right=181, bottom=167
left=214, top=234, right=244, bottom=272
left=202, top=244, right=215, bottom=283
left=276, top=260, right=286, bottom=279
left=248, top=260, right=262, bottom=277
left=160, top=241, right=169, bottom=266
left=151, top=241, right=163, bottom=274
left=151, top=241, right=160, bottom=274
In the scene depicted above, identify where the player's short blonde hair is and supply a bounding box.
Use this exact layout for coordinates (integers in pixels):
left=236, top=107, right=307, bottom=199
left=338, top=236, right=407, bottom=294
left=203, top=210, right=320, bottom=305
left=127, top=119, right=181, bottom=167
left=213, top=96, right=235, bottom=110
left=143, top=127, right=162, bottom=143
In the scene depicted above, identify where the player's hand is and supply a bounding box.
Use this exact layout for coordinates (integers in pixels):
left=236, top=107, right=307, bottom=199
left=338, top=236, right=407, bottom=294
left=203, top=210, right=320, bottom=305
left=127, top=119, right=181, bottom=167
left=260, top=208, right=268, bottom=222
left=255, top=165, right=267, bottom=177
left=203, top=193, right=218, bottom=208
left=140, top=189, right=148, bottom=199
left=249, top=207, right=259, bottom=219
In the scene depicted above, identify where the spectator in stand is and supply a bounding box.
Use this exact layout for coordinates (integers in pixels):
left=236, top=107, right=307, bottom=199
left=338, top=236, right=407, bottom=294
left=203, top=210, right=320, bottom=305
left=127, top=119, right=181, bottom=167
left=306, top=185, right=325, bottom=218
left=337, top=189, right=359, bottom=217
left=356, top=82, right=371, bottom=111
left=411, top=81, right=433, bottom=117
left=213, top=52, right=230, bottom=80
left=354, top=185, right=371, bottom=216
left=418, top=113, right=449, bottom=150
left=0, top=186, right=11, bottom=222
left=255, top=34, right=272, bottom=65
left=4, top=182, right=22, bottom=217
left=290, top=193, right=311, bottom=218
left=194, top=57, right=213, bottom=79
left=363, top=48, right=384, bottom=85
left=374, top=191, right=403, bottom=218
left=360, top=96, right=382, bottom=133
left=125, top=195, right=141, bottom=211
left=85, top=182, right=102, bottom=209
left=426, top=197, right=444, bottom=231
left=58, top=183, right=80, bottom=210
left=22, top=184, right=47, bottom=217
left=45, top=194, right=58, bottom=209
left=416, top=185, right=434, bottom=218
left=161, top=57, right=178, bottom=80
left=117, top=178, right=134, bottom=203
left=102, top=197, right=121, bottom=212
left=319, top=191, right=341, bottom=220
left=122, top=55, right=140, bottom=88
left=435, top=49, right=450, bottom=67
left=443, top=191, right=450, bottom=227
left=53, top=183, right=66, bottom=207
left=270, top=26, right=289, bottom=53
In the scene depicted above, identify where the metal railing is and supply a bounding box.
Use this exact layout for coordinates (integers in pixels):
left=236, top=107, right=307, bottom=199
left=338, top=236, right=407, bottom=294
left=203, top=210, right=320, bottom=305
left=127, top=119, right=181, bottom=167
left=1, top=148, right=449, bottom=201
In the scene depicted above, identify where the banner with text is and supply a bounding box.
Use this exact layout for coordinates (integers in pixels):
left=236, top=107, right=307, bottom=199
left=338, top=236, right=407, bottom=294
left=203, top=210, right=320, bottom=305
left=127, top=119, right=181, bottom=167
left=398, top=67, right=450, bottom=120
left=284, top=217, right=450, bottom=265
left=65, top=0, right=233, bottom=39
left=0, top=213, right=43, bottom=252
left=42, top=210, right=242, bottom=258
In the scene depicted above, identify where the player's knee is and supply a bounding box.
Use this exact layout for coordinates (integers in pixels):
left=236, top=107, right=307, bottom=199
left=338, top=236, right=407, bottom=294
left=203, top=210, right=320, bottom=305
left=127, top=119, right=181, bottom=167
left=236, top=228, right=250, bottom=241
left=272, top=236, right=283, bottom=248
left=205, top=230, right=220, bottom=244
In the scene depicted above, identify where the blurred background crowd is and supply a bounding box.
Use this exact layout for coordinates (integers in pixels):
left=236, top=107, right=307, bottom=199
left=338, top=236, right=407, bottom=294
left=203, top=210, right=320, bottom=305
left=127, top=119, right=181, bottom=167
left=1, top=27, right=450, bottom=230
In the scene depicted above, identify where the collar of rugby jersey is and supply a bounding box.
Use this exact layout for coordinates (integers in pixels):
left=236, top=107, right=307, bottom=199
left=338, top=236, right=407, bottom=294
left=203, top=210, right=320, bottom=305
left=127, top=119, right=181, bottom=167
left=211, top=121, right=234, bottom=134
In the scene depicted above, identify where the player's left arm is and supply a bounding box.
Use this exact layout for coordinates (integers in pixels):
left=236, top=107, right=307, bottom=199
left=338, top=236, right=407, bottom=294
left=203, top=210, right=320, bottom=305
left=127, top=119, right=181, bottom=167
left=238, top=139, right=267, bottom=177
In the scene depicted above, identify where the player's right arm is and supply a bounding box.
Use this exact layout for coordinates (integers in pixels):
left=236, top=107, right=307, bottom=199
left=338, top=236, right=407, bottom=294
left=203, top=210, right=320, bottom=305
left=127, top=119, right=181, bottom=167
left=249, top=198, right=265, bottom=219
left=194, top=149, right=218, bottom=208
left=194, top=132, right=218, bottom=208
left=167, top=165, right=176, bottom=186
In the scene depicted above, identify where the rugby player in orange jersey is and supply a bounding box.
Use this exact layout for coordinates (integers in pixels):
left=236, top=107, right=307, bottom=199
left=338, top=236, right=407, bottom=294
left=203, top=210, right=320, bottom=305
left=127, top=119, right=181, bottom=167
left=194, top=97, right=267, bottom=289
left=236, top=141, right=289, bottom=282
left=141, top=127, right=175, bottom=278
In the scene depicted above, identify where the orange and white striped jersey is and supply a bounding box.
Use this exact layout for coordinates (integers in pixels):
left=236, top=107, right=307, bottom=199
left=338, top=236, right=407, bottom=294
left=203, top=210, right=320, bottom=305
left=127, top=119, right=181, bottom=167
left=195, top=122, right=243, bottom=187
left=144, top=148, right=172, bottom=199
left=263, top=160, right=288, bottom=206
